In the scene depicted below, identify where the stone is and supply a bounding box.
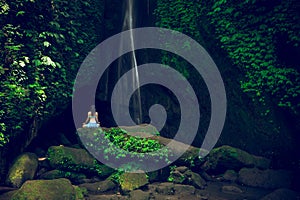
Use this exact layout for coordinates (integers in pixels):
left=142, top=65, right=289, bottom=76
left=129, top=189, right=150, bottom=200
left=119, top=172, right=149, bottom=193
left=79, top=179, right=117, bottom=194
left=175, top=166, right=188, bottom=173
left=170, top=170, right=186, bottom=184
left=222, top=170, right=238, bottom=182
left=202, top=145, right=270, bottom=174
left=221, top=185, right=243, bottom=194
left=237, top=168, right=293, bottom=189
left=47, top=146, right=114, bottom=177
left=0, top=186, right=17, bottom=194
left=6, top=152, right=38, bottom=188
left=39, top=169, right=86, bottom=184
left=147, top=170, right=160, bottom=182
left=174, top=184, right=195, bottom=195
left=155, top=182, right=175, bottom=195
left=88, top=194, right=127, bottom=200
left=260, top=188, right=299, bottom=200
left=10, top=178, right=80, bottom=200
left=184, top=170, right=207, bottom=189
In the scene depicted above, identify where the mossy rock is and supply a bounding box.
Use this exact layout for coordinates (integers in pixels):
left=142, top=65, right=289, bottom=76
left=39, top=169, right=86, bottom=183
left=11, top=178, right=82, bottom=200
left=202, top=145, right=270, bottom=174
left=6, top=152, right=38, bottom=188
left=47, top=146, right=114, bottom=177
left=119, top=172, right=149, bottom=193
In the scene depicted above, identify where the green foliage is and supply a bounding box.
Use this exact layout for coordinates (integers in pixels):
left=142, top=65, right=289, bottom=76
left=79, top=128, right=173, bottom=171
left=154, top=0, right=201, bottom=79
left=105, top=128, right=163, bottom=154
left=167, top=165, right=177, bottom=182
left=201, top=0, right=300, bottom=113
left=0, top=0, right=104, bottom=147
left=74, top=185, right=87, bottom=200
left=155, top=0, right=300, bottom=114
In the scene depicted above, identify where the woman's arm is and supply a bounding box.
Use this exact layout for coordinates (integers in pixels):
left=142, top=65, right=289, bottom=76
left=83, top=112, right=91, bottom=124
left=95, top=112, right=100, bottom=124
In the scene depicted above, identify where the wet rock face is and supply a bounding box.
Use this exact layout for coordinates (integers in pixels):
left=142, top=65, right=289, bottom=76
left=5, top=152, right=38, bottom=188
left=10, top=178, right=79, bottom=200
left=237, top=168, right=293, bottom=189
left=202, top=145, right=271, bottom=174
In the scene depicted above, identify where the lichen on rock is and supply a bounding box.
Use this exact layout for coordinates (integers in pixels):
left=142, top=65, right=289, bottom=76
left=11, top=178, right=81, bottom=200
left=6, top=152, right=38, bottom=188
left=119, top=172, right=149, bottom=193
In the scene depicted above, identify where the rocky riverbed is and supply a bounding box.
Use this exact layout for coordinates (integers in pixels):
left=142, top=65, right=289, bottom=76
left=0, top=127, right=299, bottom=200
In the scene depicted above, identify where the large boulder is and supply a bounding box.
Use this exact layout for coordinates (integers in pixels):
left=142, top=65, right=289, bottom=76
left=237, top=168, right=293, bottom=189
left=10, top=178, right=81, bottom=200
left=47, top=146, right=114, bottom=177
left=119, top=172, right=149, bottom=193
left=6, top=152, right=38, bottom=188
left=202, top=145, right=271, bottom=173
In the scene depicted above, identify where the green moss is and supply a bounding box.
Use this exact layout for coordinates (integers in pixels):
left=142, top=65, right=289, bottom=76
left=47, top=146, right=114, bottom=177
left=119, top=172, right=149, bottom=192
left=6, top=153, right=38, bottom=188
left=74, top=186, right=87, bottom=200
left=11, top=179, right=76, bottom=200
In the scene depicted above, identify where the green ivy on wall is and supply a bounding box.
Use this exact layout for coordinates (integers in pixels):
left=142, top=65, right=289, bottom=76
left=154, top=0, right=300, bottom=114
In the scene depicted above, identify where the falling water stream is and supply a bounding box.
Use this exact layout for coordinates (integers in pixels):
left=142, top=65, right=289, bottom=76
left=117, top=0, right=143, bottom=124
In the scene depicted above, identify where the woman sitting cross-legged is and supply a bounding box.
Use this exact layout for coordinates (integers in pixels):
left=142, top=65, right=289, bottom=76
left=82, top=105, right=100, bottom=128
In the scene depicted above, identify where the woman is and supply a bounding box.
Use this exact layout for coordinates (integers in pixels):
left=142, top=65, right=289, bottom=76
left=82, top=105, right=100, bottom=128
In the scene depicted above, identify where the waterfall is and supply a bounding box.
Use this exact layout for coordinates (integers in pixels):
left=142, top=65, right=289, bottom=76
left=117, top=0, right=143, bottom=124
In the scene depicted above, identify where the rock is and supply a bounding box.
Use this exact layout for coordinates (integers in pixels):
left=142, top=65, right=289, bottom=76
left=170, top=170, right=186, bottom=184
left=237, top=168, right=293, bottom=189
left=39, top=169, right=86, bottom=184
left=155, top=182, right=175, bottom=195
left=0, top=190, right=16, bottom=200
left=260, top=188, right=299, bottom=200
left=202, top=145, right=270, bottom=174
left=47, top=146, right=114, bottom=177
left=88, top=194, right=127, bottom=200
left=184, top=170, right=206, bottom=189
left=0, top=186, right=17, bottom=194
left=221, top=185, right=243, bottom=194
left=129, top=189, right=150, bottom=200
left=10, top=178, right=81, bottom=200
left=222, top=170, right=238, bottom=182
left=147, top=170, right=160, bottom=182
left=175, top=166, right=188, bottom=173
left=119, top=172, right=149, bottom=193
left=6, top=152, right=38, bottom=188
left=151, top=183, right=200, bottom=200
left=173, top=184, right=196, bottom=195
left=79, top=179, right=117, bottom=194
